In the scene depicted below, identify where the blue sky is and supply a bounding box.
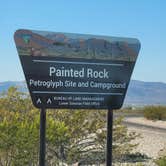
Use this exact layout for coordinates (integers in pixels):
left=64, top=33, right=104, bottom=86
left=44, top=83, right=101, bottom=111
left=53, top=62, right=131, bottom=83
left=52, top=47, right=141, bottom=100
left=0, top=0, right=166, bottom=82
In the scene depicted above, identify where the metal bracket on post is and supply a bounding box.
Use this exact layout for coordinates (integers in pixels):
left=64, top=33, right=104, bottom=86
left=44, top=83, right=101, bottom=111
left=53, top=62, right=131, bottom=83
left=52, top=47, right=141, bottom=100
left=106, top=109, right=113, bottom=166
left=39, top=108, right=46, bottom=166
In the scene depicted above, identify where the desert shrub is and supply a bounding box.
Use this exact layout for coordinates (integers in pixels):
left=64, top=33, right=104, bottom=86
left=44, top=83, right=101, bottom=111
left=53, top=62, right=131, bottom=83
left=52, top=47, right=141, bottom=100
left=143, top=106, right=166, bottom=120
left=155, top=146, right=166, bottom=166
left=0, top=87, right=140, bottom=165
left=155, top=156, right=166, bottom=166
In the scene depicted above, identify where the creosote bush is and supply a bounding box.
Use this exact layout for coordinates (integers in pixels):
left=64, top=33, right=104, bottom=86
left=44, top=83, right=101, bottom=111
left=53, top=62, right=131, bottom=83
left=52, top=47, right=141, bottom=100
left=155, top=156, right=166, bottom=166
left=0, top=87, right=140, bottom=165
left=143, top=106, right=166, bottom=120
left=155, top=146, right=166, bottom=166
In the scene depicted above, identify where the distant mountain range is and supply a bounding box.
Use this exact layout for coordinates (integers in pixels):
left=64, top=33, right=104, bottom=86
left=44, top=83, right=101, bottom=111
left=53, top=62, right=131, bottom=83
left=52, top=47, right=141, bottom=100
left=124, top=80, right=166, bottom=106
left=0, top=81, right=27, bottom=93
left=0, top=80, right=166, bottom=106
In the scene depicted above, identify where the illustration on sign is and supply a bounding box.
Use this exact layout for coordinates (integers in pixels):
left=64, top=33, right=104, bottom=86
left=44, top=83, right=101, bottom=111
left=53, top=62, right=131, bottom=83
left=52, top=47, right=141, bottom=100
left=14, top=29, right=140, bottom=109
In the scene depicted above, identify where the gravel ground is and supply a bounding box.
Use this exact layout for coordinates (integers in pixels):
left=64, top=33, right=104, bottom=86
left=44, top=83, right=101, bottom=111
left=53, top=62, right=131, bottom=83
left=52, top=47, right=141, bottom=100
left=125, top=117, right=166, bottom=159
left=119, top=117, right=166, bottom=166
left=128, top=126, right=166, bottom=159
left=125, top=117, right=166, bottom=130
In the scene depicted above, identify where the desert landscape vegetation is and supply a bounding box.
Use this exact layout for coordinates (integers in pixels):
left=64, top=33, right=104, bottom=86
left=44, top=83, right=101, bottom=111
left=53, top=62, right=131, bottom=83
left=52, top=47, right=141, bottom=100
left=1, top=1, right=166, bottom=166
left=0, top=86, right=166, bottom=166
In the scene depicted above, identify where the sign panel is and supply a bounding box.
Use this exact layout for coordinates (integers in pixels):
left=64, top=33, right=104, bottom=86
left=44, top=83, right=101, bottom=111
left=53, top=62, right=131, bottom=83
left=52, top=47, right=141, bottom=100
left=14, top=29, right=140, bottom=109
